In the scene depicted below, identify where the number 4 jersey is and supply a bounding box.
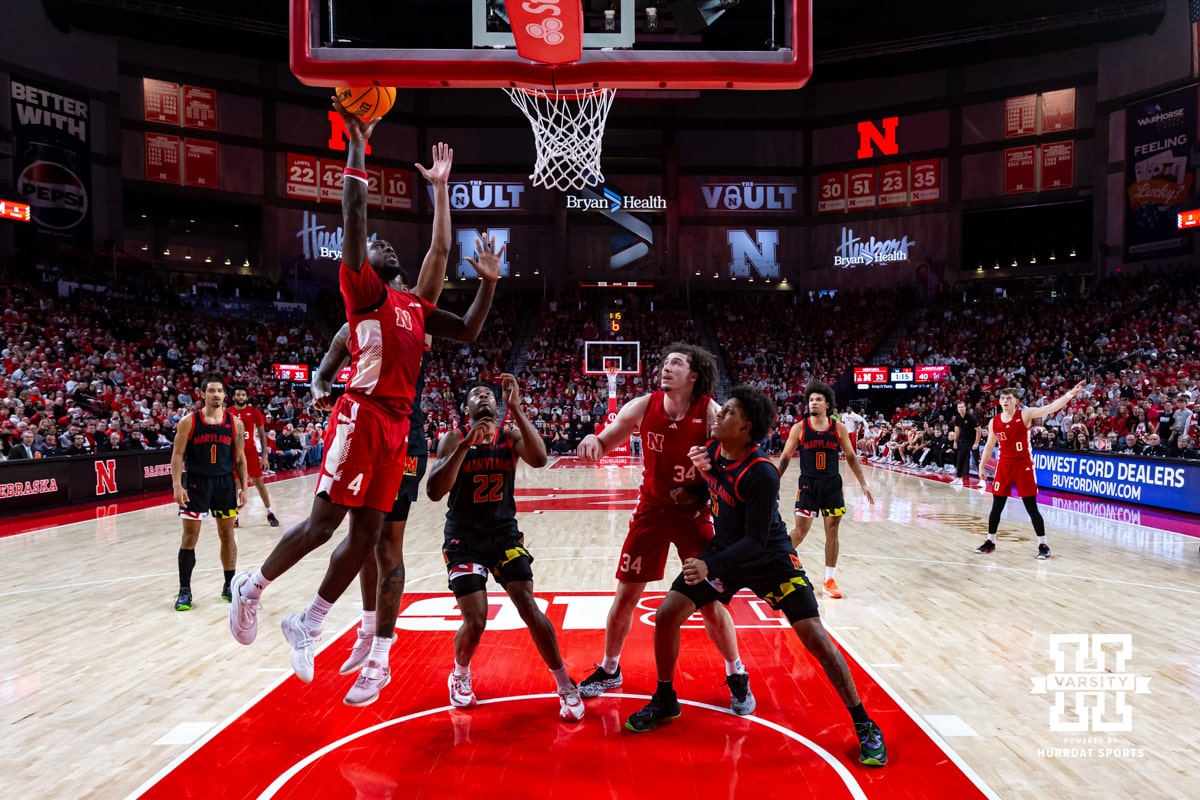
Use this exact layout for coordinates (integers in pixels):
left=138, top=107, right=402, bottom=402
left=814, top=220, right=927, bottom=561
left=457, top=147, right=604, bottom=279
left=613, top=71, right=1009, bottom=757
left=638, top=391, right=712, bottom=508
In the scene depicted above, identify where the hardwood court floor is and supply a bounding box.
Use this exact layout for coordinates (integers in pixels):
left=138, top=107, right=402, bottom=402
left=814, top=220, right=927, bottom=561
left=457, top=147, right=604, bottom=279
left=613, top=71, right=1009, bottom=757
left=1, top=458, right=1197, bottom=799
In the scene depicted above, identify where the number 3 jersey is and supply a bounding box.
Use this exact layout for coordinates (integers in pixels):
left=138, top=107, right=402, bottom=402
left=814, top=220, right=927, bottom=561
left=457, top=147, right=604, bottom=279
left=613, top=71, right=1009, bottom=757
left=445, top=425, right=519, bottom=539
left=638, top=391, right=712, bottom=508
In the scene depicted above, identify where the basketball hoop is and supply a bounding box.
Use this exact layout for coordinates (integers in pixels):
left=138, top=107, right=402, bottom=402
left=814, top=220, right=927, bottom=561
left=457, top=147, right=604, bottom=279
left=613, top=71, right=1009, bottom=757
left=504, top=87, right=616, bottom=191
left=604, top=364, right=621, bottom=394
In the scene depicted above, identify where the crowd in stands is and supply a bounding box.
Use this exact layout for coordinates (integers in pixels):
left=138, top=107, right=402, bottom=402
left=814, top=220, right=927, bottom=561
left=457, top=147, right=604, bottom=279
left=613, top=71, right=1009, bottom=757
left=3, top=262, right=1197, bottom=470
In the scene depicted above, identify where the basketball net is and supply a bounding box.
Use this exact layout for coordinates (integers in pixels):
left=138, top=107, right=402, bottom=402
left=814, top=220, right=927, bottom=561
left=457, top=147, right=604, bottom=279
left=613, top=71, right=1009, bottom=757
left=504, top=87, right=617, bottom=191
left=604, top=365, right=621, bottom=399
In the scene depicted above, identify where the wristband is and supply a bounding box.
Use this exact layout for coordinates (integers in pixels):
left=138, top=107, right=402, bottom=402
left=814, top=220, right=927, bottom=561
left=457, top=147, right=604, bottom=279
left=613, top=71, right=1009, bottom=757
left=343, top=167, right=369, bottom=185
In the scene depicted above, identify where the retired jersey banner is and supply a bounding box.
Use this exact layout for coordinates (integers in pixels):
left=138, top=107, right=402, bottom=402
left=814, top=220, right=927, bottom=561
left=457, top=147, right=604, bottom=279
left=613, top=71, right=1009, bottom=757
left=11, top=75, right=92, bottom=245
left=1125, top=85, right=1196, bottom=259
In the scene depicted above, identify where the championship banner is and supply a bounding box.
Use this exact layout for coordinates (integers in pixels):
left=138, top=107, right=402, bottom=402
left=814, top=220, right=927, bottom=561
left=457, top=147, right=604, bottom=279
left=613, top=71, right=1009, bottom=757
left=1125, top=85, right=1196, bottom=259
left=11, top=75, right=92, bottom=245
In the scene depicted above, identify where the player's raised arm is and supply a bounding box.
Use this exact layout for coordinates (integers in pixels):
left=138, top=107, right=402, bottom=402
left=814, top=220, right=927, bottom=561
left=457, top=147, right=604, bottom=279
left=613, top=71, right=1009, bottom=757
left=331, top=99, right=379, bottom=274
left=1023, top=380, right=1086, bottom=425
left=502, top=374, right=547, bottom=468
left=413, top=142, right=454, bottom=302
left=424, top=236, right=503, bottom=343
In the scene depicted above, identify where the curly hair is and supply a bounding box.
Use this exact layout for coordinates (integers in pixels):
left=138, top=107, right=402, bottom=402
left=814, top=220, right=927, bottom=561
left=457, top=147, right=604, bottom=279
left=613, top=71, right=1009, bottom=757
left=804, top=382, right=836, bottom=411
left=660, top=342, right=717, bottom=400
left=730, top=385, right=778, bottom=443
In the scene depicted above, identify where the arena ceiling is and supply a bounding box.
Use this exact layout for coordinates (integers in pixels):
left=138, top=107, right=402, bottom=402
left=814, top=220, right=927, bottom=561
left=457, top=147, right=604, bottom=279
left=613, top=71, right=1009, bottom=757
left=41, top=0, right=1165, bottom=82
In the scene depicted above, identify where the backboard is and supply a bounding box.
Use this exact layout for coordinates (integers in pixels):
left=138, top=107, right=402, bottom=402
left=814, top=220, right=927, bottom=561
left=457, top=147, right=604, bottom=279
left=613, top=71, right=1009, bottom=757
left=583, top=340, right=641, bottom=375
left=291, top=0, right=811, bottom=90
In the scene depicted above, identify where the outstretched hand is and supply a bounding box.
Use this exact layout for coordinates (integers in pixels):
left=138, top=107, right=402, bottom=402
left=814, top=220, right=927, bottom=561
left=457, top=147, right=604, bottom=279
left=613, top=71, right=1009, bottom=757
left=465, top=235, right=505, bottom=283
left=500, top=373, right=521, bottom=410
left=417, top=142, right=453, bottom=186
left=330, top=97, right=379, bottom=142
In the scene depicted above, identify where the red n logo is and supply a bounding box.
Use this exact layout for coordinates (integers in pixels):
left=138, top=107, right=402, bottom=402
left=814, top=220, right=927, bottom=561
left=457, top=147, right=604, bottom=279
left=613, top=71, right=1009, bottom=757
left=327, top=111, right=372, bottom=154
left=95, top=459, right=118, bottom=495
left=857, top=116, right=899, bottom=159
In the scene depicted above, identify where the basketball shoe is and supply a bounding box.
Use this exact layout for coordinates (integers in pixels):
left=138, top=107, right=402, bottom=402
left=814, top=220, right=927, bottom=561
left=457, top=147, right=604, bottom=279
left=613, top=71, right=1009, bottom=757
left=344, top=660, right=391, bottom=707
left=281, top=613, right=320, bottom=683
left=449, top=671, right=477, bottom=709
left=975, top=540, right=996, bottom=554
left=856, top=721, right=888, bottom=766
left=174, top=588, right=192, bottom=612
left=725, top=672, right=756, bottom=716
left=228, top=572, right=259, bottom=644
left=823, top=578, right=844, bottom=598
left=1037, top=543, right=1053, bottom=559
left=220, top=582, right=231, bottom=602
left=340, top=628, right=374, bottom=674
left=625, top=693, right=682, bottom=733
left=267, top=511, right=280, bottom=527
left=578, top=664, right=622, bottom=698
left=558, top=682, right=585, bottom=722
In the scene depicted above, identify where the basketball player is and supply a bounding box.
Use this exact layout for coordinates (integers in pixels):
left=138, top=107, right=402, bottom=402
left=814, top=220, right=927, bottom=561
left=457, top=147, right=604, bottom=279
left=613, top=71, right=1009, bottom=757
left=310, top=262, right=501, bottom=681
left=625, top=386, right=888, bottom=768
left=228, top=386, right=280, bottom=528
left=575, top=344, right=751, bottom=716
left=841, top=405, right=867, bottom=452
left=228, top=103, right=477, bottom=682
left=388, top=375, right=583, bottom=720
left=778, top=383, right=873, bottom=598
left=171, top=374, right=247, bottom=611
left=975, top=381, right=1085, bottom=558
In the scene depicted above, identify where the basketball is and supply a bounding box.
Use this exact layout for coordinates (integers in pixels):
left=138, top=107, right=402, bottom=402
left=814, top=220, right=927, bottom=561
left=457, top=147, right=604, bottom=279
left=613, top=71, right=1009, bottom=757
left=335, top=85, right=396, bottom=121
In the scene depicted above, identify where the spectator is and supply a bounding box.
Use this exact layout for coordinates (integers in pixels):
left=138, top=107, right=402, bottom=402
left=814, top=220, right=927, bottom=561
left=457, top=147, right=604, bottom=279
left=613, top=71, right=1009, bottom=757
left=65, top=433, right=92, bottom=456
left=98, top=432, right=124, bottom=453
left=271, top=424, right=305, bottom=470
left=1176, top=435, right=1199, bottom=459
left=8, top=430, right=40, bottom=460
left=1143, top=433, right=1171, bottom=458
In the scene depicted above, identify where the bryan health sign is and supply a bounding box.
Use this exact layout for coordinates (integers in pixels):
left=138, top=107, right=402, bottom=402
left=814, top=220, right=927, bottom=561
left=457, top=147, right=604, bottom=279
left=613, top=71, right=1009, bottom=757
left=1032, top=450, right=1198, bottom=515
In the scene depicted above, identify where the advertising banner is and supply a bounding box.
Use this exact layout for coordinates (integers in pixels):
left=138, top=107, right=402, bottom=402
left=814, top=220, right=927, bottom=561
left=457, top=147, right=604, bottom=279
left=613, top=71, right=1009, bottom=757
left=1032, top=450, right=1199, bottom=515
left=1125, top=85, right=1196, bottom=259
left=11, top=75, right=92, bottom=244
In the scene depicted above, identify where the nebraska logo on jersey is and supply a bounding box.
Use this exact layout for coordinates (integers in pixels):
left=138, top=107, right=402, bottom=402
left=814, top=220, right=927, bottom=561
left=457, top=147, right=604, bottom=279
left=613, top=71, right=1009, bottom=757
left=395, top=308, right=413, bottom=330
left=645, top=432, right=665, bottom=452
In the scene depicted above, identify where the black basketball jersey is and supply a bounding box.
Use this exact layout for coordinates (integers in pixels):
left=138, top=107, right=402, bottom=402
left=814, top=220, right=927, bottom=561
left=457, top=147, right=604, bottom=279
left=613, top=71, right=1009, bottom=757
left=407, top=348, right=431, bottom=456
left=444, top=425, right=518, bottom=538
left=186, top=409, right=235, bottom=477
left=797, top=416, right=841, bottom=478
left=701, top=440, right=793, bottom=558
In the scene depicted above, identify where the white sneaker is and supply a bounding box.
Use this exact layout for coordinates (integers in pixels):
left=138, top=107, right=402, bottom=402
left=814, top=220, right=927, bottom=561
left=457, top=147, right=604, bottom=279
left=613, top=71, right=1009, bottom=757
left=344, top=660, right=391, bottom=707
left=339, top=629, right=373, bottom=675
left=448, top=671, right=477, bottom=709
left=281, top=612, right=321, bottom=683
left=558, top=682, right=584, bottom=722
left=228, top=572, right=259, bottom=645
left=948, top=478, right=963, bottom=487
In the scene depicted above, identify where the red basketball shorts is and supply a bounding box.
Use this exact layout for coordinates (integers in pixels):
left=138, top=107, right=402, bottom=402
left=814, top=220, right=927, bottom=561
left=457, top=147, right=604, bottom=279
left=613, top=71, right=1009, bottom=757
left=989, top=459, right=1038, bottom=498
left=615, top=502, right=715, bottom=583
left=316, top=394, right=410, bottom=513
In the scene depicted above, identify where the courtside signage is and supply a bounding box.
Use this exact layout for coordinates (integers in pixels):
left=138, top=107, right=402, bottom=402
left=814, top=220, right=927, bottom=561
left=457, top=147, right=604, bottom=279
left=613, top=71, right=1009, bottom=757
left=1032, top=450, right=1198, bottom=515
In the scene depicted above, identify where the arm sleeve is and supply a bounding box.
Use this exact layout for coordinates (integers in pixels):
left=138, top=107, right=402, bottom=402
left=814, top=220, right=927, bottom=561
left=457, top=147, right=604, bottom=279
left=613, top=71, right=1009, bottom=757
left=340, top=260, right=386, bottom=313
left=702, top=461, right=776, bottom=576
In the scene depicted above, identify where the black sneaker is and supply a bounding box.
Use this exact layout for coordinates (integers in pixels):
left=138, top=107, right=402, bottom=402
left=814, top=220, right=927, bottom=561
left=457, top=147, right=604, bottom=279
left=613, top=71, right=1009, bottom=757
left=221, top=583, right=232, bottom=602
left=1037, top=543, right=1052, bottom=560
left=578, top=664, right=622, bottom=698
left=625, top=693, right=682, bottom=732
left=975, top=539, right=996, bottom=554
left=725, top=672, right=756, bottom=716
left=174, top=588, right=193, bottom=611
left=267, top=512, right=280, bottom=527
left=856, top=720, right=888, bottom=766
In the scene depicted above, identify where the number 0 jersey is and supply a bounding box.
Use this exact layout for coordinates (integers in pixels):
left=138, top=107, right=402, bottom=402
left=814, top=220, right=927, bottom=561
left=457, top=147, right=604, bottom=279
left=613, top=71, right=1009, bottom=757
left=638, top=391, right=712, bottom=508
left=444, top=425, right=519, bottom=539
left=794, top=416, right=841, bottom=478
left=992, top=412, right=1033, bottom=466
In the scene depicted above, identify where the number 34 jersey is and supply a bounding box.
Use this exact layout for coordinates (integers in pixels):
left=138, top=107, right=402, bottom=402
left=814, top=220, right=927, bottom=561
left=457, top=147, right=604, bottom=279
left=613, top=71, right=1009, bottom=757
left=638, top=391, right=712, bottom=508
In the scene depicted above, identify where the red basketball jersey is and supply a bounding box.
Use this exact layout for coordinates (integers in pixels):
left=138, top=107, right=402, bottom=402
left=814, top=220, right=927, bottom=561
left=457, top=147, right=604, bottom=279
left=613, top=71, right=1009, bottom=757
left=992, top=411, right=1033, bottom=465
left=638, top=391, right=711, bottom=507
left=340, top=261, right=435, bottom=417
left=229, top=405, right=265, bottom=455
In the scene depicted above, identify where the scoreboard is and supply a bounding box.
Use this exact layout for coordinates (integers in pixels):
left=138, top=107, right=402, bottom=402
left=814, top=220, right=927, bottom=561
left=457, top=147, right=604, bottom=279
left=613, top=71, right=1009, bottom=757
left=854, top=364, right=951, bottom=389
